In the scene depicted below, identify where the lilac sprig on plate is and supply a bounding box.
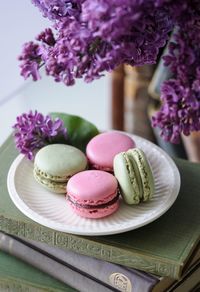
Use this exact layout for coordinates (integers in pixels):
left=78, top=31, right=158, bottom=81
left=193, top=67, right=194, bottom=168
left=13, top=110, right=67, bottom=160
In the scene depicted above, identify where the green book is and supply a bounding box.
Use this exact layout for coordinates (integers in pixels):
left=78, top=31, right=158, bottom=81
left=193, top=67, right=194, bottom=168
left=0, top=250, right=75, bottom=291
left=0, top=136, right=200, bottom=279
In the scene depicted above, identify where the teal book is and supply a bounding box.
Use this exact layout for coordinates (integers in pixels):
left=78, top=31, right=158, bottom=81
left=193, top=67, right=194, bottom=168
left=0, top=250, right=75, bottom=292
left=0, top=136, right=200, bottom=279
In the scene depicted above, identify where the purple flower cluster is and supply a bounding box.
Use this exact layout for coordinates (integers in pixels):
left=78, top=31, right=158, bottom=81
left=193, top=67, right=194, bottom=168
left=152, top=0, right=200, bottom=142
left=13, top=111, right=67, bottom=160
left=19, top=42, right=42, bottom=81
left=31, top=0, right=83, bottom=20
left=19, top=0, right=173, bottom=85
left=19, top=0, right=200, bottom=142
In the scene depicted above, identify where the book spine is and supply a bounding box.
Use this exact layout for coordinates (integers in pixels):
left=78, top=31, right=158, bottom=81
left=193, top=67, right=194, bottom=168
left=0, top=217, right=181, bottom=279
left=0, top=232, right=115, bottom=292
left=111, top=65, right=125, bottom=130
left=17, top=235, right=159, bottom=292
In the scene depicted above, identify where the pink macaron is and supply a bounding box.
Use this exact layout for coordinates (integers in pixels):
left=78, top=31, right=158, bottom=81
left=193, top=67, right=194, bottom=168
left=86, top=131, right=136, bottom=171
left=66, top=170, right=119, bottom=219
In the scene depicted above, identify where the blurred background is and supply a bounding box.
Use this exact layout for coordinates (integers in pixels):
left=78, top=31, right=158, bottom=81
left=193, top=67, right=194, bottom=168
left=0, top=1, right=110, bottom=145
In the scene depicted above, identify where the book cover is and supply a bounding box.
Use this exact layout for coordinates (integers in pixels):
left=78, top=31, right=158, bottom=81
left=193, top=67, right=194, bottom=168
left=0, top=232, right=115, bottom=292
left=0, top=249, right=75, bottom=292
left=1, top=232, right=200, bottom=292
left=0, top=136, right=200, bottom=279
left=152, top=246, right=200, bottom=292
left=166, top=262, right=200, bottom=292
left=0, top=232, right=159, bottom=292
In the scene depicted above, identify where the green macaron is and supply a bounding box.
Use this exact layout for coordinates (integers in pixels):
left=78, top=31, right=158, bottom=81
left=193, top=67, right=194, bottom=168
left=114, top=148, right=154, bottom=204
left=34, top=144, right=88, bottom=193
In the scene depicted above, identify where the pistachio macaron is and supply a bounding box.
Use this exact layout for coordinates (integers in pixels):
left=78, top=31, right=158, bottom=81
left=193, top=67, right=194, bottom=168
left=114, top=148, right=154, bottom=204
left=34, top=144, right=87, bottom=193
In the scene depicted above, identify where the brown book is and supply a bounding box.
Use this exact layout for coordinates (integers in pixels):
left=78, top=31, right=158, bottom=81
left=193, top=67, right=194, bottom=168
left=111, top=65, right=125, bottom=130
left=123, top=65, right=155, bottom=142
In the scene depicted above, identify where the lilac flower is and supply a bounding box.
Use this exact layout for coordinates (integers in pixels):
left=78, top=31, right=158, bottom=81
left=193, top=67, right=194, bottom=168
left=18, top=42, right=43, bottom=81
left=19, top=1, right=173, bottom=84
left=13, top=111, right=67, bottom=160
left=19, top=0, right=200, bottom=143
left=152, top=2, right=200, bottom=142
left=152, top=79, right=200, bottom=143
left=36, top=28, right=56, bottom=46
left=31, top=0, right=84, bottom=20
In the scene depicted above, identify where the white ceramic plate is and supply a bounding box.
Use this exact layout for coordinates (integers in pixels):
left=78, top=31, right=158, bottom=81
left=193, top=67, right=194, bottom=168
left=7, top=134, right=180, bottom=236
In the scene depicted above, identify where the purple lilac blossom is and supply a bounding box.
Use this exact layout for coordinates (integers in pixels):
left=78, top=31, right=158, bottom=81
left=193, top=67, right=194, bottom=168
left=18, top=42, right=43, bottom=81
left=31, top=0, right=84, bottom=20
left=13, top=111, right=67, bottom=160
left=19, top=0, right=200, bottom=142
left=19, top=0, right=172, bottom=85
left=152, top=0, right=200, bottom=143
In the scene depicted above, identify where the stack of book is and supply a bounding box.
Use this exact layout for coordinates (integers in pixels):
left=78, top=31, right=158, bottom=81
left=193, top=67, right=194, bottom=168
left=0, top=136, right=200, bottom=292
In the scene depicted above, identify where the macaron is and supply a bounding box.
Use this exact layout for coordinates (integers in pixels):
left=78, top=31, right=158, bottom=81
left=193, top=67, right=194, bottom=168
left=114, top=148, right=154, bottom=204
left=34, top=144, right=87, bottom=193
left=86, top=132, right=135, bottom=171
left=66, top=170, right=119, bottom=218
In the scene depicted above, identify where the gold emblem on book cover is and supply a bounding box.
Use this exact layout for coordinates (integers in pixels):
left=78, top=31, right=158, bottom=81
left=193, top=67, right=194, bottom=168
left=109, top=272, right=132, bottom=292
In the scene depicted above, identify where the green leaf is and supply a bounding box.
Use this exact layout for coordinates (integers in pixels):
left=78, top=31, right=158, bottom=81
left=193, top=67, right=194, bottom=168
left=50, top=112, right=99, bottom=152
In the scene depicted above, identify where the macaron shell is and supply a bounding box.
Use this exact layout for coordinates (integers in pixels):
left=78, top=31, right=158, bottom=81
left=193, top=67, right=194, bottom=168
left=33, top=170, right=66, bottom=193
left=34, top=144, right=87, bottom=179
left=67, top=170, right=118, bottom=204
left=114, top=153, right=141, bottom=204
left=128, top=148, right=154, bottom=201
left=86, top=132, right=135, bottom=170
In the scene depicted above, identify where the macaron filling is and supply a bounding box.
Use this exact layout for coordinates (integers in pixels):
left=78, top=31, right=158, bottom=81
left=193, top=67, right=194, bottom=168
left=89, top=162, right=113, bottom=172
left=67, top=192, right=119, bottom=209
left=34, top=166, right=71, bottom=182
left=33, top=170, right=68, bottom=193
